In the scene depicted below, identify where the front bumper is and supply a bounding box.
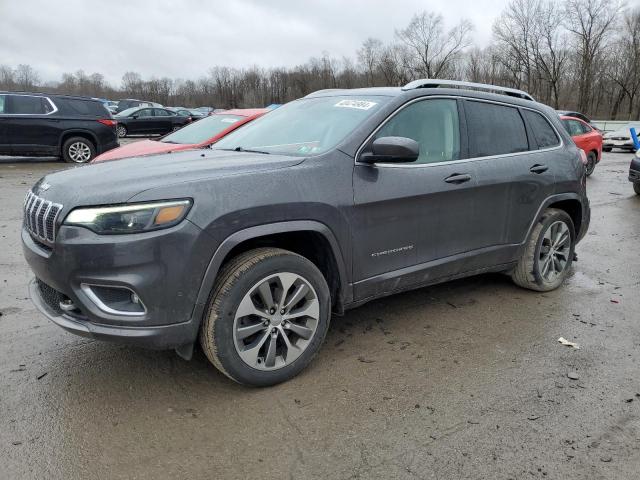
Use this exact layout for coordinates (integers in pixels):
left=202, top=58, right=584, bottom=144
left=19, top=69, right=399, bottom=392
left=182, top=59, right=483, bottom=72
left=29, top=278, right=203, bottom=349
left=603, top=140, right=635, bottom=150
left=22, top=219, right=215, bottom=349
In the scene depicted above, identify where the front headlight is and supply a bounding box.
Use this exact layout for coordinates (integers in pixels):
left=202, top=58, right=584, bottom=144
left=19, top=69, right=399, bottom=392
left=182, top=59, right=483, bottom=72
left=64, top=199, right=192, bottom=234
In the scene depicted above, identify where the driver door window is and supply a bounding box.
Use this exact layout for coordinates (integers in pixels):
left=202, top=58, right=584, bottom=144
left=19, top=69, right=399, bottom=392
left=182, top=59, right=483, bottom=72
left=373, top=99, right=460, bottom=164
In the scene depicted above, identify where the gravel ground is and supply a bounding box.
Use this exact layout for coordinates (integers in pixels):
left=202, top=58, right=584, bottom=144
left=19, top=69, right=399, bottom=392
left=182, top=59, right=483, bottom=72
left=0, top=148, right=639, bottom=480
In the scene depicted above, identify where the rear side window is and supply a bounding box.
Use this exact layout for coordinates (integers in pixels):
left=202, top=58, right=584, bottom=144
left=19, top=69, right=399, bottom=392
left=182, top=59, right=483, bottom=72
left=58, top=98, right=108, bottom=116
left=522, top=110, right=560, bottom=148
left=465, top=101, right=528, bottom=157
left=373, top=99, right=460, bottom=164
left=6, top=95, right=54, bottom=114
left=562, top=119, right=584, bottom=137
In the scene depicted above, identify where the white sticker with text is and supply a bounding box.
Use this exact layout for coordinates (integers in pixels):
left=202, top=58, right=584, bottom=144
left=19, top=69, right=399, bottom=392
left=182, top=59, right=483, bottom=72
left=334, top=100, right=377, bottom=110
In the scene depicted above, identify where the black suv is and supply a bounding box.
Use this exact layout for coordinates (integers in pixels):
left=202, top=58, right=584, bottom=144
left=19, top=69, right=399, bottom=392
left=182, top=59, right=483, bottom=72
left=22, top=80, right=590, bottom=386
left=0, top=92, right=118, bottom=163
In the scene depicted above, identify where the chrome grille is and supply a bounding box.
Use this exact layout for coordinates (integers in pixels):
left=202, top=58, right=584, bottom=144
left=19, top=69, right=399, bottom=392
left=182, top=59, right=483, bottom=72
left=23, top=191, right=62, bottom=243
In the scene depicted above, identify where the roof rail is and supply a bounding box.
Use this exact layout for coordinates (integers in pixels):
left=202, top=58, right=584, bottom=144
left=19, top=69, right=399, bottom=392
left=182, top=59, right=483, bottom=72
left=402, top=79, right=535, bottom=102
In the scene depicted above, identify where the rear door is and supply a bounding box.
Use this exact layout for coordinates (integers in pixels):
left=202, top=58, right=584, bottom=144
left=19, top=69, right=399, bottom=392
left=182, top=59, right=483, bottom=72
left=153, top=108, right=175, bottom=134
left=352, top=97, right=483, bottom=297
left=4, top=94, right=58, bottom=155
left=461, top=101, right=561, bottom=267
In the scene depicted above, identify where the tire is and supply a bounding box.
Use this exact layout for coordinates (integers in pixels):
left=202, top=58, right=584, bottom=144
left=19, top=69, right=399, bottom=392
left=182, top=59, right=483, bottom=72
left=171, top=125, right=181, bottom=132
left=200, top=247, right=331, bottom=386
left=511, top=208, right=575, bottom=292
left=602, top=147, right=612, bottom=152
left=634, top=182, right=640, bottom=195
left=62, top=136, right=96, bottom=163
left=116, top=125, right=127, bottom=138
left=585, top=151, right=596, bottom=176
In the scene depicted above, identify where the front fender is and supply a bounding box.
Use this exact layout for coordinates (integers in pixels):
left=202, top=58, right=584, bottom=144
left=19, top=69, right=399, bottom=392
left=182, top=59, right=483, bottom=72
left=194, top=220, right=352, bottom=309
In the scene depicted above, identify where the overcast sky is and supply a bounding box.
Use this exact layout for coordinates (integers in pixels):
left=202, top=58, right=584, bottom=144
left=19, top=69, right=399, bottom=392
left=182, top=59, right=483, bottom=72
left=1, top=0, right=520, bottom=85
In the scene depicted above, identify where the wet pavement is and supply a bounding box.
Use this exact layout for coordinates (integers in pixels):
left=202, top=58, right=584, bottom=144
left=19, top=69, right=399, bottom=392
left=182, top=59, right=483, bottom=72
left=1, top=151, right=639, bottom=479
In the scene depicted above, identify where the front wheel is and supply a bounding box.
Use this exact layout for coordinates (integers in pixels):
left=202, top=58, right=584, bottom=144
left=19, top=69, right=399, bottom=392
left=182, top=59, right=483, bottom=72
left=634, top=182, right=640, bottom=195
left=511, top=208, right=575, bottom=292
left=200, top=248, right=331, bottom=386
left=116, top=125, right=127, bottom=138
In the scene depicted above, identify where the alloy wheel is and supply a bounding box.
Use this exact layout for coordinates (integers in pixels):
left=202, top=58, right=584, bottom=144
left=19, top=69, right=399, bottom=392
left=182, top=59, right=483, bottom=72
left=68, top=142, right=92, bottom=163
left=233, top=272, right=320, bottom=371
left=537, top=220, right=571, bottom=282
left=117, top=126, right=127, bottom=137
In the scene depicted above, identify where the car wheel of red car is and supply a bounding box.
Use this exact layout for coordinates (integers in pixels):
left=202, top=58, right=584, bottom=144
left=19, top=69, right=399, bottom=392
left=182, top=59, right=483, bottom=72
left=585, top=152, right=596, bottom=176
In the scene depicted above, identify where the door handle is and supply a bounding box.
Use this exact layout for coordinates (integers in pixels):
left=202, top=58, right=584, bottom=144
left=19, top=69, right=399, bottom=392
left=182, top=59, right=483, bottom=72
left=444, top=173, right=472, bottom=184
left=530, top=164, right=548, bottom=174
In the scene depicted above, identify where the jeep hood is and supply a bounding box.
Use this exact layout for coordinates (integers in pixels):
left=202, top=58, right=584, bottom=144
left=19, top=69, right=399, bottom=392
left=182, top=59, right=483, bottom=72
left=31, top=149, right=303, bottom=209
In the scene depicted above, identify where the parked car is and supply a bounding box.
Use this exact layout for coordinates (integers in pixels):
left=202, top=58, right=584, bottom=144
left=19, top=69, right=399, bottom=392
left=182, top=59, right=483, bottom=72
left=560, top=115, right=602, bottom=175
left=113, top=107, right=191, bottom=137
left=93, top=108, right=268, bottom=162
left=195, top=106, right=215, bottom=115
left=602, top=123, right=640, bottom=152
left=115, top=99, right=162, bottom=113
left=0, top=91, right=118, bottom=163
left=103, top=100, right=119, bottom=114
left=22, top=80, right=590, bottom=386
left=168, top=107, right=206, bottom=120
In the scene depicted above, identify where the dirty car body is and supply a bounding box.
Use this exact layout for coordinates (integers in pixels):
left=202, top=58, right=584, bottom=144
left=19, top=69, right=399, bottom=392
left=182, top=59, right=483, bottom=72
left=23, top=80, right=591, bottom=385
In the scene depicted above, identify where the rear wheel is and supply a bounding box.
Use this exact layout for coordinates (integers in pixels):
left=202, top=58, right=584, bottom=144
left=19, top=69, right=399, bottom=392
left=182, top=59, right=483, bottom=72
left=200, top=248, right=331, bottom=386
left=511, top=208, right=575, bottom=292
left=634, top=182, right=640, bottom=195
left=585, top=151, right=597, bottom=176
left=171, top=125, right=181, bottom=132
left=62, top=137, right=96, bottom=163
left=602, top=147, right=612, bottom=152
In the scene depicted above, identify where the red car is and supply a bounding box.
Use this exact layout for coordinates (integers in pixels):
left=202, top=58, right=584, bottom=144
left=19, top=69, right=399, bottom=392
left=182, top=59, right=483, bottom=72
left=92, top=108, right=268, bottom=163
left=560, top=115, right=602, bottom=176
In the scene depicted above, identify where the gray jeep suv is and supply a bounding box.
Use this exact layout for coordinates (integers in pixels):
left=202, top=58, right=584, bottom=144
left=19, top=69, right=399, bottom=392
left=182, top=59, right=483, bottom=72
left=22, top=80, right=590, bottom=386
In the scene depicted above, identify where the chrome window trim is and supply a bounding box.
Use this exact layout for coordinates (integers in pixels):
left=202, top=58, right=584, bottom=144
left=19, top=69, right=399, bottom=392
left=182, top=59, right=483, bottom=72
left=354, top=95, right=564, bottom=169
left=80, top=283, right=148, bottom=317
left=0, top=93, right=58, bottom=116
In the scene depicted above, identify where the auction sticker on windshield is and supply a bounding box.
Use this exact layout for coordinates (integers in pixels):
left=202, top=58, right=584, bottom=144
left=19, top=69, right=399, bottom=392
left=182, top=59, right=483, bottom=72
left=334, top=99, right=377, bottom=110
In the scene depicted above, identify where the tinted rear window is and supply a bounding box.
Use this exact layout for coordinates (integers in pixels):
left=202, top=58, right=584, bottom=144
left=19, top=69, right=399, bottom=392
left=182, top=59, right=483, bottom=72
left=57, top=98, right=109, bottom=116
left=6, top=95, right=54, bottom=114
left=522, top=110, right=560, bottom=148
left=465, top=101, right=528, bottom=157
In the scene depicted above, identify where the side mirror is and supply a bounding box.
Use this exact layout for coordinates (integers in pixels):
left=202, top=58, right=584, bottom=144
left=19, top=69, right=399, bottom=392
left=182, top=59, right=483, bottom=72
left=360, top=136, right=419, bottom=164
left=132, top=114, right=139, bottom=119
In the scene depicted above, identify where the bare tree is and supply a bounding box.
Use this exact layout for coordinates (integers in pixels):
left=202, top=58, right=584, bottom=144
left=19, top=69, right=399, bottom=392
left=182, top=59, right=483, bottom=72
left=396, top=11, right=473, bottom=79
left=564, top=0, right=621, bottom=112
left=14, top=64, right=39, bottom=90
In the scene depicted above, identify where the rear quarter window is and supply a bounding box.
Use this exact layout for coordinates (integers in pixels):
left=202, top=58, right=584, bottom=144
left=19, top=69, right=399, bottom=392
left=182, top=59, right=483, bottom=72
left=522, top=110, right=560, bottom=148
left=57, top=99, right=109, bottom=116
left=465, top=100, right=528, bottom=157
left=6, top=95, right=54, bottom=115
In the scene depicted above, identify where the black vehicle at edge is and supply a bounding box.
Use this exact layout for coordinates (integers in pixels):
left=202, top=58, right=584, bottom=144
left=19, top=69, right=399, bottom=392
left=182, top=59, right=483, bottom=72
left=114, top=107, right=191, bottom=137
left=22, top=80, right=590, bottom=386
left=630, top=154, right=640, bottom=194
left=0, top=91, right=118, bottom=163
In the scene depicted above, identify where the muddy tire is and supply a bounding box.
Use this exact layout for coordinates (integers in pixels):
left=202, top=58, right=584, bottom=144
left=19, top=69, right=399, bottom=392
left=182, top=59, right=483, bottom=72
left=199, top=247, right=330, bottom=387
left=634, top=182, right=640, bottom=195
left=511, top=208, right=575, bottom=292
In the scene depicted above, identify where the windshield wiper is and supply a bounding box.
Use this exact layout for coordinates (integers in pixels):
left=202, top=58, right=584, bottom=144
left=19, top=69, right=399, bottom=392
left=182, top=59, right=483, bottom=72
left=229, top=146, right=271, bottom=155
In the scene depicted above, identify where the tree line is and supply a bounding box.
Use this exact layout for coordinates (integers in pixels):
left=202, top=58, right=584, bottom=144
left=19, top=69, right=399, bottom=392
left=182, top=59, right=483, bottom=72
left=0, top=0, right=636, bottom=120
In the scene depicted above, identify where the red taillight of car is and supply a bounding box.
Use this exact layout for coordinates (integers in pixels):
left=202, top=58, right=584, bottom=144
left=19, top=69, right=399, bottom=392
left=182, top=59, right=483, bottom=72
left=578, top=149, right=588, bottom=165
left=98, top=119, right=117, bottom=127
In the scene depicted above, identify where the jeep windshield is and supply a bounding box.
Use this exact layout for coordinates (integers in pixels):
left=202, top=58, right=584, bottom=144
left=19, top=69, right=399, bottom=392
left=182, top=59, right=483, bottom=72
left=213, top=96, right=390, bottom=156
